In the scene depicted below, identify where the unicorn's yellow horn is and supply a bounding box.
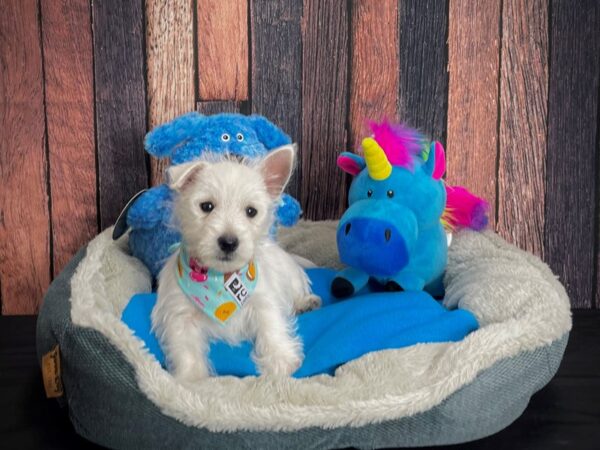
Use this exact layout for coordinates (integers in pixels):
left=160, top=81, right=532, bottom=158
left=362, top=137, right=392, bottom=180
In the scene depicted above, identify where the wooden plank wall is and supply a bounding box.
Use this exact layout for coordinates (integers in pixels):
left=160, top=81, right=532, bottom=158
left=300, top=0, right=349, bottom=219
left=447, top=0, right=501, bottom=224
left=546, top=0, right=600, bottom=309
left=93, top=0, right=148, bottom=230
left=147, top=0, right=195, bottom=185
left=0, top=0, right=50, bottom=315
left=1, top=0, right=599, bottom=313
left=41, top=0, right=97, bottom=278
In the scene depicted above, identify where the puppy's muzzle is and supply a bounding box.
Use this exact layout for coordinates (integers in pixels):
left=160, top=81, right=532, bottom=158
left=217, top=235, right=239, bottom=254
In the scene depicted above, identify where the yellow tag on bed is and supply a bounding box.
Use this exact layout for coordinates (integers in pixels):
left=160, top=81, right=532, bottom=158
left=42, top=345, right=63, bottom=398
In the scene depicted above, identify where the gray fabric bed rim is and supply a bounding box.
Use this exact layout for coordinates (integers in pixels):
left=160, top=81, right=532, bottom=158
left=36, top=225, right=570, bottom=449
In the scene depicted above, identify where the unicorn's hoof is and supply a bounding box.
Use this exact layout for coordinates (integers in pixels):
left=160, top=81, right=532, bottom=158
left=331, top=277, right=354, bottom=298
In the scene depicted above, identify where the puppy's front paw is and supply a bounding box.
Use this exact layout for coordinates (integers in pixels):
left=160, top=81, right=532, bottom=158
left=255, top=342, right=303, bottom=377
left=295, top=294, right=322, bottom=314
left=170, top=359, right=210, bottom=383
left=259, top=351, right=302, bottom=377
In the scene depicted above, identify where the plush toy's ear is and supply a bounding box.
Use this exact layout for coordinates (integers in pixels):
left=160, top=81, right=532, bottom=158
left=248, top=115, right=292, bottom=150
left=260, top=144, right=296, bottom=198
left=432, top=141, right=446, bottom=179
left=167, top=160, right=206, bottom=191
left=423, top=141, right=446, bottom=179
left=337, top=152, right=365, bottom=176
left=144, top=112, right=204, bottom=158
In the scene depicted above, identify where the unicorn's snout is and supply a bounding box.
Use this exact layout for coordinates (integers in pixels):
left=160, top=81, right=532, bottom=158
left=337, top=203, right=418, bottom=278
left=384, top=228, right=392, bottom=241
left=343, top=220, right=392, bottom=242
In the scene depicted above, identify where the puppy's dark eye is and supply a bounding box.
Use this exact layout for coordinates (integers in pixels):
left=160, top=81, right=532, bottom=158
left=246, top=206, right=257, bottom=218
left=221, top=133, right=230, bottom=142
left=367, top=189, right=373, bottom=198
left=236, top=133, right=244, bottom=142
left=387, top=190, right=394, bottom=198
left=200, top=202, right=214, bottom=213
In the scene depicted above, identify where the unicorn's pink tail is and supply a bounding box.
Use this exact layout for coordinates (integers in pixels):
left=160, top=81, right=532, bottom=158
left=441, top=185, right=489, bottom=232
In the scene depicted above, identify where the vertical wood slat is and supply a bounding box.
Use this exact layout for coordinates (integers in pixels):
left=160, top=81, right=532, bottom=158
left=300, top=0, right=350, bottom=220
left=497, top=0, right=548, bottom=258
left=197, top=0, right=248, bottom=102
left=398, top=0, right=449, bottom=141
left=250, top=0, right=303, bottom=198
left=41, top=0, right=97, bottom=276
left=546, top=0, right=600, bottom=308
left=446, top=0, right=501, bottom=224
left=93, top=0, right=148, bottom=229
left=197, top=101, right=242, bottom=115
left=146, top=0, right=196, bottom=185
left=348, top=0, right=399, bottom=151
left=0, top=0, right=50, bottom=314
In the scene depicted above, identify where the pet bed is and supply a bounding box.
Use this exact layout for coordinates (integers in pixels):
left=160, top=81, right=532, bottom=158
left=36, top=221, right=571, bottom=449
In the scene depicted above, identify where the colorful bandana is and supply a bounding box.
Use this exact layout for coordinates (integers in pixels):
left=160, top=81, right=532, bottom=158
left=175, top=246, right=258, bottom=325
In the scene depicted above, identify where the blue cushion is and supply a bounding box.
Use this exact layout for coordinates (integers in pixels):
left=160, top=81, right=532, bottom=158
left=122, top=268, right=478, bottom=377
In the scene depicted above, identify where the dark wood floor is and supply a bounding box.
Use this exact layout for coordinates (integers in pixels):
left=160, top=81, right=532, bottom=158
left=0, top=311, right=598, bottom=450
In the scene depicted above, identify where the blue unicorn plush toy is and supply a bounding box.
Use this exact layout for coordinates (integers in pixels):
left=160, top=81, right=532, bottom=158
left=126, top=112, right=302, bottom=277
left=333, top=121, right=488, bottom=297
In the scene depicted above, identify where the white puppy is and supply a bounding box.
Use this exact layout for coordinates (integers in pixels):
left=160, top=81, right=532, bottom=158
left=152, top=146, right=320, bottom=382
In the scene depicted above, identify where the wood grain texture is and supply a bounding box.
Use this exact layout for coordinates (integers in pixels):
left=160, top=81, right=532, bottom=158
left=0, top=0, right=50, bottom=314
left=497, top=0, right=548, bottom=258
left=197, top=0, right=248, bottom=101
left=301, top=0, right=349, bottom=220
left=197, top=101, right=242, bottom=115
left=146, top=0, right=195, bottom=185
left=250, top=0, right=303, bottom=198
left=398, top=0, right=448, bottom=141
left=348, top=0, right=399, bottom=151
left=41, top=0, right=97, bottom=276
left=93, top=0, right=148, bottom=229
left=545, top=0, right=600, bottom=308
left=446, top=0, right=501, bottom=224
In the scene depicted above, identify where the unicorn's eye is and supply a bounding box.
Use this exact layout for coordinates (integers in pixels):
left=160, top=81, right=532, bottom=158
left=367, top=189, right=373, bottom=198
left=387, top=190, right=394, bottom=198
left=236, top=133, right=244, bottom=142
left=221, top=133, right=231, bottom=142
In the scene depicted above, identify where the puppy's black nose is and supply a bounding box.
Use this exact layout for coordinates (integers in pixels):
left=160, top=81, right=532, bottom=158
left=218, top=235, right=239, bottom=254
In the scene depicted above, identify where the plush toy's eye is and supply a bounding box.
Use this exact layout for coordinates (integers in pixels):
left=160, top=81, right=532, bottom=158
left=200, top=202, right=214, bottom=213
left=236, top=133, right=244, bottom=142
left=221, top=133, right=231, bottom=142
left=246, top=206, right=257, bottom=218
left=387, top=190, right=394, bottom=198
left=367, top=189, right=373, bottom=198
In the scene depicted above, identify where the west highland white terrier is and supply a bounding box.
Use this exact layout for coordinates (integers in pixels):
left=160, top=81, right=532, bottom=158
left=152, top=145, right=320, bottom=382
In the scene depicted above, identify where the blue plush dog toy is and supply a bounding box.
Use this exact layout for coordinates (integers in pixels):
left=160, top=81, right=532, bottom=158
left=126, top=112, right=302, bottom=277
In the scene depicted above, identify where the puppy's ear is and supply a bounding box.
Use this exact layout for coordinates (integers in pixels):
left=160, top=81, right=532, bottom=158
left=168, top=160, right=206, bottom=192
left=261, top=144, right=296, bottom=198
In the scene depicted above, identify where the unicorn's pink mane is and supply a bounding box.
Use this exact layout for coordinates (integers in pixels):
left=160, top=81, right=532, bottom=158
left=442, top=185, right=489, bottom=231
left=369, top=121, right=424, bottom=169
left=350, top=119, right=489, bottom=232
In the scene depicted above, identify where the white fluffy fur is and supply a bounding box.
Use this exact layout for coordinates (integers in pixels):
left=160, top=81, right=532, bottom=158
left=153, top=148, right=319, bottom=381
left=70, top=223, right=572, bottom=432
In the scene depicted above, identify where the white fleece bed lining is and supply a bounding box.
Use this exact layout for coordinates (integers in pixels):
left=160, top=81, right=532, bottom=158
left=69, top=224, right=571, bottom=432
